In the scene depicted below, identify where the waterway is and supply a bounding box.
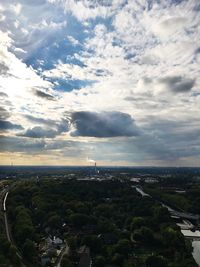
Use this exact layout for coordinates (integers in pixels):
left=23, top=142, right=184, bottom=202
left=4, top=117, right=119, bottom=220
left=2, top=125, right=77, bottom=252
left=193, top=241, right=200, bottom=267
left=134, top=186, right=200, bottom=266
left=133, top=186, right=150, bottom=197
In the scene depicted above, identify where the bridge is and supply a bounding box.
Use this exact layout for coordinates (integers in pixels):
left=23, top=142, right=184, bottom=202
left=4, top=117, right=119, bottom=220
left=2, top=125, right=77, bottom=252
left=181, top=229, right=200, bottom=241
left=169, top=210, right=199, bottom=221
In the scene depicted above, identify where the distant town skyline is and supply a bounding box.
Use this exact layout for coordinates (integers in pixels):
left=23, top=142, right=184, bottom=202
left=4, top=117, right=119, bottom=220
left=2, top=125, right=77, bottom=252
left=0, top=0, right=200, bottom=166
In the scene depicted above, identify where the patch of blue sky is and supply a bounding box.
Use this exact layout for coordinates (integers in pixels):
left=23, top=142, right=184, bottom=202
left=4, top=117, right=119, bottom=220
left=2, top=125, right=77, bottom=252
left=66, top=14, right=90, bottom=41
left=25, top=37, right=84, bottom=71
left=25, top=15, right=90, bottom=70
left=52, top=78, right=97, bottom=92
left=24, top=12, right=120, bottom=75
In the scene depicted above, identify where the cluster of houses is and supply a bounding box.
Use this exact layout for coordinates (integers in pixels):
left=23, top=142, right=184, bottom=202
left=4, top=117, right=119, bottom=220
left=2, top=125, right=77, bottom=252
left=39, top=236, right=65, bottom=266
left=39, top=235, right=92, bottom=267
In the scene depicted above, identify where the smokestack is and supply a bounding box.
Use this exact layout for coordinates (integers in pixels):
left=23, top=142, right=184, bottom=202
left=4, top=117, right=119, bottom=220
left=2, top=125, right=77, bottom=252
left=95, top=162, right=97, bottom=173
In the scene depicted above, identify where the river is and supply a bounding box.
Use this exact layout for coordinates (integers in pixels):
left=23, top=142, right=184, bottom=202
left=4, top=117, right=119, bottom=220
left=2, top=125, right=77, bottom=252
left=134, top=186, right=200, bottom=266
left=193, top=241, right=200, bottom=267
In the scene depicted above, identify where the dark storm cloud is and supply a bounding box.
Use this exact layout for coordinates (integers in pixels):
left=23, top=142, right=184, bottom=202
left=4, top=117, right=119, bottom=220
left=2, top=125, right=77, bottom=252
left=135, top=117, right=200, bottom=160
left=33, top=89, right=55, bottom=100
left=18, top=118, right=69, bottom=138
left=25, top=114, right=69, bottom=132
left=0, top=107, right=10, bottom=120
left=0, top=135, right=45, bottom=153
left=159, top=76, right=195, bottom=93
left=0, top=120, right=23, bottom=131
left=70, top=111, right=140, bottom=138
left=19, top=126, right=58, bottom=138
left=146, top=118, right=200, bottom=145
left=25, top=114, right=56, bottom=125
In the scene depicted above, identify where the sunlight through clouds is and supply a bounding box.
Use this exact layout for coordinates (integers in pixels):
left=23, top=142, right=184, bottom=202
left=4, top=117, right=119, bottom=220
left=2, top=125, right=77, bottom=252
left=0, top=0, right=200, bottom=166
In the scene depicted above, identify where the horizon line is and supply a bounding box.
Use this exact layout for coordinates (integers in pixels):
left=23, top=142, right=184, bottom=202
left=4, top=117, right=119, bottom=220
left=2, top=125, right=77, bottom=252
left=0, top=165, right=199, bottom=168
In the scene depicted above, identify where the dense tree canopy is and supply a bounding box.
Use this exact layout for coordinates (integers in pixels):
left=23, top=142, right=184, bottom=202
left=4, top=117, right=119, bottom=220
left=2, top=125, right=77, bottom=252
left=5, top=178, right=198, bottom=267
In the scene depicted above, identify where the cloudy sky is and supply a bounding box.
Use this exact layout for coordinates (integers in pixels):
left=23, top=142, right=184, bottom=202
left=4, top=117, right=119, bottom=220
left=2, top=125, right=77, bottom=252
left=0, top=0, right=200, bottom=166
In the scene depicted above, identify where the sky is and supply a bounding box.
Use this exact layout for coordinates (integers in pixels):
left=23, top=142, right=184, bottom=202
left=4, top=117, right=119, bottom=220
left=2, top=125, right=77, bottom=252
left=0, top=0, right=200, bottom=166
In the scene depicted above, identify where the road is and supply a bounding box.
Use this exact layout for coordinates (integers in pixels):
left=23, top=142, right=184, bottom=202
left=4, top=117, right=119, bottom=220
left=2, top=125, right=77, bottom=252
left=55, top=244, right=69, bottom=267
left=1, top=187, right=27, bottom=267
left=3, top=192, right=11, bottom=242
left=0, top=189, right=11, bottom=242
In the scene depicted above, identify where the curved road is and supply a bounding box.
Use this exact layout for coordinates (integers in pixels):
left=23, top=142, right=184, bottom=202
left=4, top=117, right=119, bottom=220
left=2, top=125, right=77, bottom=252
left=3, top=192, right=11, bottom=242
left=55, top=245, right=69, bottom=267
left=2, top=189, right=27, bottom=267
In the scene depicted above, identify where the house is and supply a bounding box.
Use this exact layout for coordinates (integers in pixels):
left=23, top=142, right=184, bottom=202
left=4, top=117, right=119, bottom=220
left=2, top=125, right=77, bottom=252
left=53, top=236, right=63, bottom=246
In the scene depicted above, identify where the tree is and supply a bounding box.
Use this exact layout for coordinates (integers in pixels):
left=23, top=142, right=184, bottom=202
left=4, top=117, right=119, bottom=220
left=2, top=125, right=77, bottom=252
left=22, top=239, right=37, bottom=263
left=111, top=253, right=124, bottom=266
left=153, top=206, right=170, bottom=223
left=161, top=227, right=184, bottom=248
left=115, top=239, right=132, bottom=256
left=69, top=213, right=90, bottom=228
left=9, top=245, right=21, bottom=266
left=146, top=255, right=167, bottom=267
left=47, top=214, right=62, bottom=229
left=93, top=255, right=106, bottom=267
left=81, top=235, right=102, bottom=253
left=97, top=219, right=116, bottom=233
left=133, top=227, right=154, bottom=244
left=131, top=217, right=146, bottom=231
left=61, top=255, right=73, bottom=267
left=67, top=237, right=76, bottom=251
left=0, top=235, right=10, bottom=255
left=14, top=223, right=34, bottom=244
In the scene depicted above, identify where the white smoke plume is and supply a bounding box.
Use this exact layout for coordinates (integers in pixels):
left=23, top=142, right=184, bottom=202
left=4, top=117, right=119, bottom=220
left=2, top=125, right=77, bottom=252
left=87, top=157, right=96, bottom=164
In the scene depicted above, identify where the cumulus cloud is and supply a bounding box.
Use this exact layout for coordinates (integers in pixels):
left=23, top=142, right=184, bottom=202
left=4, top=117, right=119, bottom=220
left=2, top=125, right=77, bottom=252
left=136, top=75, right=195, bottom=95
left=43, top=62, right=105, bottom=81
left=67, top=35, right=79, bottom=46
left=0, top=120, right=23, bottom=131
left=0, top=107, right=10, bottom=120
left=159, top=76, right=195, bottom=93
left=18, top=126, right=58, bottom=138
left=24, top=114, right=56, bottom=125
left=18, top=117, right=69, bottom=138
left=0, top=135, right=45, bottom=153
left=70, top=111, right=140, bottom=138
left=0, top=0, right=200, bottom=166
left=0, top=92, right=8, bottom=98
left=48, top=0, right=121, bottom=21
left=152, top=17, right=188, bottom=38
